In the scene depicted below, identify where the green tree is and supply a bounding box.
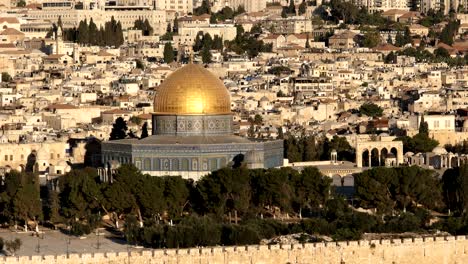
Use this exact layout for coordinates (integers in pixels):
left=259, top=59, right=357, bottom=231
left=212, top=35, right=223, bottom=50
left=210, top=13, right=217, bottom=24
left=88, top=18, right=99, bottom=45
left=201, top=45, right=212, bottom=64
left=439, top=20, right=460, bottom=45
left=59, top=168, right=103, bottom=222
left=387, top=34, right=393, bottom=45
left=196, top=168, right=252, bottom=216
left=305, top=34, right=311, bottom=49
left=359, top=103, right=383, bottom=117
left=384, top=51, right=397, bottom=63
left=4, top=238, right=21, bottom=256
left=173, top=17, right=178, bottom=33
left=1, top=72, right=12, bottom=82
left=124, top=214, right=140, bottom=245
left=16, top=0, right=25, bottom=7
left=193, top=31, right=204, bottom=52
left=435, top=47, right=450, bottom=58
left=291, top=167, right=331, bottom=217
left=362, top=31, right=381, bottom=48
left=194, top=0, right=210, bottom=15
left=442, top=163, right=468, bottom=213
left=110, top=117, right=128, bottom=140
left=163, top=42, right=175, bottom=63
left=253, top=114, right=263, bottom=125
left=298, top=0, right=307, bottom=15
left=418, top=115, right=429, bottom=136
left=141, top=122, right=149, bottom=139
left=355, top=166, right=442, bottom=215
left=143, top=18, right=153, bottom=36
left=1, top=171, right=42, bottom=227
left=322, top=136, right=354, bottom=162
left=287, top=0, right=296, bottom=14
left=77, top=19, right=89, bottom=44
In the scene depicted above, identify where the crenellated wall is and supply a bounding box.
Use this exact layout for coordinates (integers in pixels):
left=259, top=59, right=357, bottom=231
left=3, top=236, right=468, bottom=264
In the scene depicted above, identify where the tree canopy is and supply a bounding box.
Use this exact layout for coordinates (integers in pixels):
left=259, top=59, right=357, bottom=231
left=359, top=103, right=383, bottom=118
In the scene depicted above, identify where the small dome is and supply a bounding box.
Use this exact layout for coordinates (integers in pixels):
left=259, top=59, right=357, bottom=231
left=405, top=151, right=414, bottom=156
left=259, top=96, right=269, bottom=102
left=432, top=146, right=447, bottom=155
left=379, top=132, right=389, bottom=137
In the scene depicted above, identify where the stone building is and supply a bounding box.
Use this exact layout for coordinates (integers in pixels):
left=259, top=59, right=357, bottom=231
left=101, top=63, right=283, bottom=180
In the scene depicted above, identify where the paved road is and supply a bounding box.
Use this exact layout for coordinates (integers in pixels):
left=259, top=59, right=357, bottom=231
left=0, top=228, right=144, bottom=256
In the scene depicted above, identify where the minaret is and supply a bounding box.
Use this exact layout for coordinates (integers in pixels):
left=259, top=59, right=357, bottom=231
left=55, top=26, right=63, bottom=55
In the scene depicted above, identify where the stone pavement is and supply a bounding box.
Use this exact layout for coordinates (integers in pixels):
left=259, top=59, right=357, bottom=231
left=0, top=228, right=143, bottom=256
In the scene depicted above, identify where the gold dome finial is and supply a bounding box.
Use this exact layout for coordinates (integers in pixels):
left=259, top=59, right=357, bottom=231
left=189, top=51, right=194, bottom=64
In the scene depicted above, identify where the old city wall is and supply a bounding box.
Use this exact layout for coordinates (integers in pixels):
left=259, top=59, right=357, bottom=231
left=3, top=236, right=468, bottom=264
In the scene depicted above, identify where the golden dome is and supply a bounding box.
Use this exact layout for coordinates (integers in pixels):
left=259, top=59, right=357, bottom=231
left=154, top=64, right=231, bottom=115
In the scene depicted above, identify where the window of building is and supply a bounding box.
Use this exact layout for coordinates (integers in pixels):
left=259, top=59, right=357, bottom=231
left=144, top=158, right=151, bottom=170
left=154, top=158, right=160, bottom=170
left=10, top=155, right=13, bottom=161
left=172, top=159, right=179, bottom=171
left=182, top=159, right=189, bottom=171
left=4, top=155, right=7, bottom=161
left=209, top=159, right=217, bottom=170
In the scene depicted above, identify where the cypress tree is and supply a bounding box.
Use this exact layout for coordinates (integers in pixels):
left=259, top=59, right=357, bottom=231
left=201, top=45, right=212, bottom=64
left=173, top=17, right=178, bottom=33
left=116, top=21, right=124, bottom=47
left=305, top=34, right=310, bottom=49
left=288, top=0, right=296, bottom=14
left=143, top=19, right=153, bottom=36
left=77, top=19, right=88, bottom=44
left=88, top=18, right=98, bottom=46
left=193, top=32, right=204, bottom=52
left=163, top=42, right=175, bottom=63
left=141, top=122, right=149, bottom=139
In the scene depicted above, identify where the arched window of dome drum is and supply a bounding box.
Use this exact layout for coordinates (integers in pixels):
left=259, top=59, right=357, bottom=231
left=182, top=159, right=189, bottom=171
left=209, top=158, right=217, bottom=170
left=153, top=158, right=160, bottom=170
left=171, top=159, right=179, bottom=171
left=144, top=158, right=151, bottom=171
left=191, top=158, right=198, bottom=171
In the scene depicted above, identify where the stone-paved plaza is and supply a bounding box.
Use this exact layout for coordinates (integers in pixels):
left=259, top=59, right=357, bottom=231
left=0, top=228, right=143, bottom=256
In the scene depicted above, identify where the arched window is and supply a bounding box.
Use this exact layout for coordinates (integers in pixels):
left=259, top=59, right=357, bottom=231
left=209, top=158, right=217, bottom=170
left=171, top=159, right=179, bottom=171
left=191, top=158, right=198, bottom=171
left=144, top=158, right=151, bottom=171
left=153, top=158, right=160, bottom=170
left=182, top=159, right=189, bottom=171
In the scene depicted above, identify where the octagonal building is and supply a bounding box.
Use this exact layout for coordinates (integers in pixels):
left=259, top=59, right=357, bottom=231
left=101, top=63, right=284, bottom=180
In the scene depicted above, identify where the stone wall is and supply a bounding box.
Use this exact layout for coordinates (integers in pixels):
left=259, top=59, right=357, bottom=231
left=4, top=236, right=468, bottom=264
